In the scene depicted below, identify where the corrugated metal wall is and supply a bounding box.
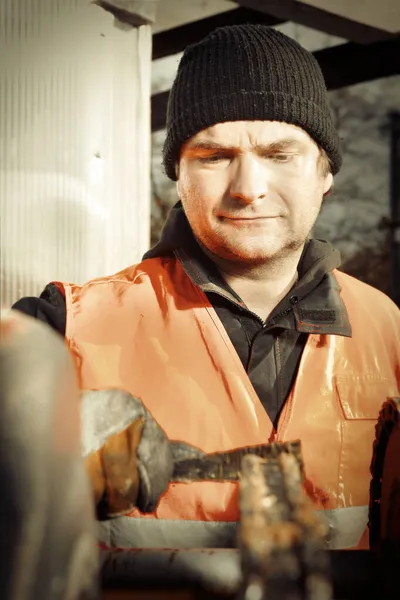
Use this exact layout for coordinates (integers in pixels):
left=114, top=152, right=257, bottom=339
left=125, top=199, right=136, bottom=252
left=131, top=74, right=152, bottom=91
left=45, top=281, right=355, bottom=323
left=0, top=0, right=152, bottom=306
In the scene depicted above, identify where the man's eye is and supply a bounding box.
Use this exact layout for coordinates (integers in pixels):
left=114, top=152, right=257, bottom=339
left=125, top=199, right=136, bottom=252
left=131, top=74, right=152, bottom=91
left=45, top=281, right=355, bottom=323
left=198, top=155, right=228, bottom=163
left=270, top=154, right=292, bottom=163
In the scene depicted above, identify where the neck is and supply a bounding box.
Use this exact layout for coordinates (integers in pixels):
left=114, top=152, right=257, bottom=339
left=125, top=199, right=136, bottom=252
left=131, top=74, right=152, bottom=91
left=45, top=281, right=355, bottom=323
left=206, top=247, right=304, bottom=321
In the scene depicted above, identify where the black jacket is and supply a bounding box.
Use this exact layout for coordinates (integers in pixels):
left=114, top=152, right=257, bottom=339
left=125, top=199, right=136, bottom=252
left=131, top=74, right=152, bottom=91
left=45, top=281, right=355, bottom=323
left=12, top=203, right=351, bottom=427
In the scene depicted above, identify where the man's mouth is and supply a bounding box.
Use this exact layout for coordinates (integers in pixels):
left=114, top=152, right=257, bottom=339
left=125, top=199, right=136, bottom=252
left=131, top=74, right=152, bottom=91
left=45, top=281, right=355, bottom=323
left=219, top=215, right=281, bottom=222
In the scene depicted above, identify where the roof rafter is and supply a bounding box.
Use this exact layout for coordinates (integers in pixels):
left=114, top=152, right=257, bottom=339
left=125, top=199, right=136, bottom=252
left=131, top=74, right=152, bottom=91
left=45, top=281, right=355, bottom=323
left=151, top=36, right=400, bottom=132
left=235, top=0, right=394, bottom=44
left=153, top=7, right=284, bottom=60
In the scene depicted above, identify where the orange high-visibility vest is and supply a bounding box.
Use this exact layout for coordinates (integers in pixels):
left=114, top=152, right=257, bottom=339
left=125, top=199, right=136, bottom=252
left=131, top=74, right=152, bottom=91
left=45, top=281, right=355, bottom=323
left=57, top=257, right=400, bottom=550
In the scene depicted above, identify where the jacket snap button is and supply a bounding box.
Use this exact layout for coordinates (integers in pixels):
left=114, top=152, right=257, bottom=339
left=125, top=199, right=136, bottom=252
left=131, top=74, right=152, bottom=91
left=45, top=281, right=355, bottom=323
left=290, top=295, right=299, bottom=305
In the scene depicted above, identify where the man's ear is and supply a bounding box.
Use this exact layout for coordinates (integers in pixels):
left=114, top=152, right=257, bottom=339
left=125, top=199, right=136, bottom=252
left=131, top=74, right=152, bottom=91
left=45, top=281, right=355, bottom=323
left=175, top=163, right=181, bottom=197
left=323, top=172, right=334, bottom=197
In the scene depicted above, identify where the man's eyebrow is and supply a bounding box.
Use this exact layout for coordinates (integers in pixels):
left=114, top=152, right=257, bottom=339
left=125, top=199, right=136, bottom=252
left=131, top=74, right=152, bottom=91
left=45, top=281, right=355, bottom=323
left=258, top=139, right=303, bottom=151
left=183, top=138, right=303, bottom=155
left=184, top=141, right=232, bottom=152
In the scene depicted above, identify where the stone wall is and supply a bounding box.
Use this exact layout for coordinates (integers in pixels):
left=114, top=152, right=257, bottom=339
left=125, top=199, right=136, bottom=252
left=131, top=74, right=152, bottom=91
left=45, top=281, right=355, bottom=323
left=315, top=77, right=399, bottom=294
left=150, top=24, right=399, bottom=294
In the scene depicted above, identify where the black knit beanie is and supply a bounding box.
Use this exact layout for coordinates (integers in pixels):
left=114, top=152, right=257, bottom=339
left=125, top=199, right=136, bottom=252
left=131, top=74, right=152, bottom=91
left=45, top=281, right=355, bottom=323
left=163, top=24, right=342, bottom=180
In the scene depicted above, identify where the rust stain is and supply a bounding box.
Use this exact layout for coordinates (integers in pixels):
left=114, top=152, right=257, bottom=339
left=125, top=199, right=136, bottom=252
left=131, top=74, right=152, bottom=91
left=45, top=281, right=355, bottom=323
left=304, top=478, right=330, bottom=507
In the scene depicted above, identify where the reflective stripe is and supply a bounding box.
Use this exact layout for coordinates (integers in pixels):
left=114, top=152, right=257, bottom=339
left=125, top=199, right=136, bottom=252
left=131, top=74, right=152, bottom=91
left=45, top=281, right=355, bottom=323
left=319, top=505, right=368, bottom=549
left=99, top=518, right=237, bottom=549
left=98, top=505, right=368, bottom=550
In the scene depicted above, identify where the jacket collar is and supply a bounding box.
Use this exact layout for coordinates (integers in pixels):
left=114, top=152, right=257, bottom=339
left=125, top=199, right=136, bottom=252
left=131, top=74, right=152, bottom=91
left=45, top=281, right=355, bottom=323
left=143, top=202, right=351, bottom=337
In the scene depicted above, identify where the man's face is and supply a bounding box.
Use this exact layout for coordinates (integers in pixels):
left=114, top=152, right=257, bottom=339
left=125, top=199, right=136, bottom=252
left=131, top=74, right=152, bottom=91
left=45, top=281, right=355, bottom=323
left=177, top=120, right=333, bottom=265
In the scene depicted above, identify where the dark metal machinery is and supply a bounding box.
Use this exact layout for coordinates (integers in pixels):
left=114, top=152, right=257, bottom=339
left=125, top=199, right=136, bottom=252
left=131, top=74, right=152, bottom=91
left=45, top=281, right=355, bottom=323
left=101, top=404, right=400, bottom=600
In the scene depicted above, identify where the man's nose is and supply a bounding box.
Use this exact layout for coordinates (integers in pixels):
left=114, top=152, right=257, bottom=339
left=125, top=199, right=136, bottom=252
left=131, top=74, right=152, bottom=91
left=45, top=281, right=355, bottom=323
left=229, top=154, right=269, bottom=205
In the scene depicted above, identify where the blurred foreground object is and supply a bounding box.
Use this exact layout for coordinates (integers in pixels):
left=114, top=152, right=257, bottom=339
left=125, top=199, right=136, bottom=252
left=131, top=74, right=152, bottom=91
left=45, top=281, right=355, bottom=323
left=238, top=452, right=331, bottom=600
left=0, top=310, right=99, bottom=600
left=81, top=389, right=174, bottom=517
left=369, top=397, right=400, bottom=599
left=1, top=310, right=400, bottom=599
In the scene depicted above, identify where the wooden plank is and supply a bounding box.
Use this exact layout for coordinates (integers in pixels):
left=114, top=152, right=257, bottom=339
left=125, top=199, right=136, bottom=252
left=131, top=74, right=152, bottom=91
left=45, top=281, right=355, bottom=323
left=151, top=90, right=170, bottom=132
left=316, top=36, right=400, bottom=89
left=152, top=7, right=284, bottom=60
left=235, top=0, right=394, bottom=44
left=151, top=36, right=400, bottom=132
left=93, top=0, right=154, bottom=26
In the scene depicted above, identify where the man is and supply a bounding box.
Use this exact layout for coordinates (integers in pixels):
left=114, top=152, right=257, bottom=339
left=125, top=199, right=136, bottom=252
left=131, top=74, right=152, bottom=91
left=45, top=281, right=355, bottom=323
left=12, top=24, right=400, bottom=550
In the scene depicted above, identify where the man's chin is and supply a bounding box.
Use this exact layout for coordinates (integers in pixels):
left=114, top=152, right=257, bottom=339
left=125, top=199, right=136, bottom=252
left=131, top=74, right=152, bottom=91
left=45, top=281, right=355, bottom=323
left=199, top=231, right=306, bottom=264
left=218, top=239, right=306, bottom=263
left=220, top=245, right=286, bottom=264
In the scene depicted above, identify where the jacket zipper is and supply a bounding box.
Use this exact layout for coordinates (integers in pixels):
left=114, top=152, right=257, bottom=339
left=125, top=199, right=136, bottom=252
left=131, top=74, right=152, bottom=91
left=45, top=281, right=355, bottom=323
left=208, top=289, right=296, bottom=329
left=263, top=305, right=295, bottom=329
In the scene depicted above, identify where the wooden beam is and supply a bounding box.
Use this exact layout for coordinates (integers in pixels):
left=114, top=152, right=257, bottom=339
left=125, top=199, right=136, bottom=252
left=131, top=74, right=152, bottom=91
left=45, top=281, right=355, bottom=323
left=316, top=36, right=400, bottom=89
left=151, top=90, right=170, bottom=132
left=93, top=0, right=154, bottom=26
left=152, top=7, right=284, bottom=60
left=235, top=0, right=394, bottom=44
left=151, top=36, right=400, bottom=132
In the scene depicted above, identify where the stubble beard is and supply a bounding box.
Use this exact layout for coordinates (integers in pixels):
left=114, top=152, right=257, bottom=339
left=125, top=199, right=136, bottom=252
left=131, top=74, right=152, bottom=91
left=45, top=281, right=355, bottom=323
left=181, top=186, right=323, bottom=271
left=194, top=217, right=309, bottom=270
